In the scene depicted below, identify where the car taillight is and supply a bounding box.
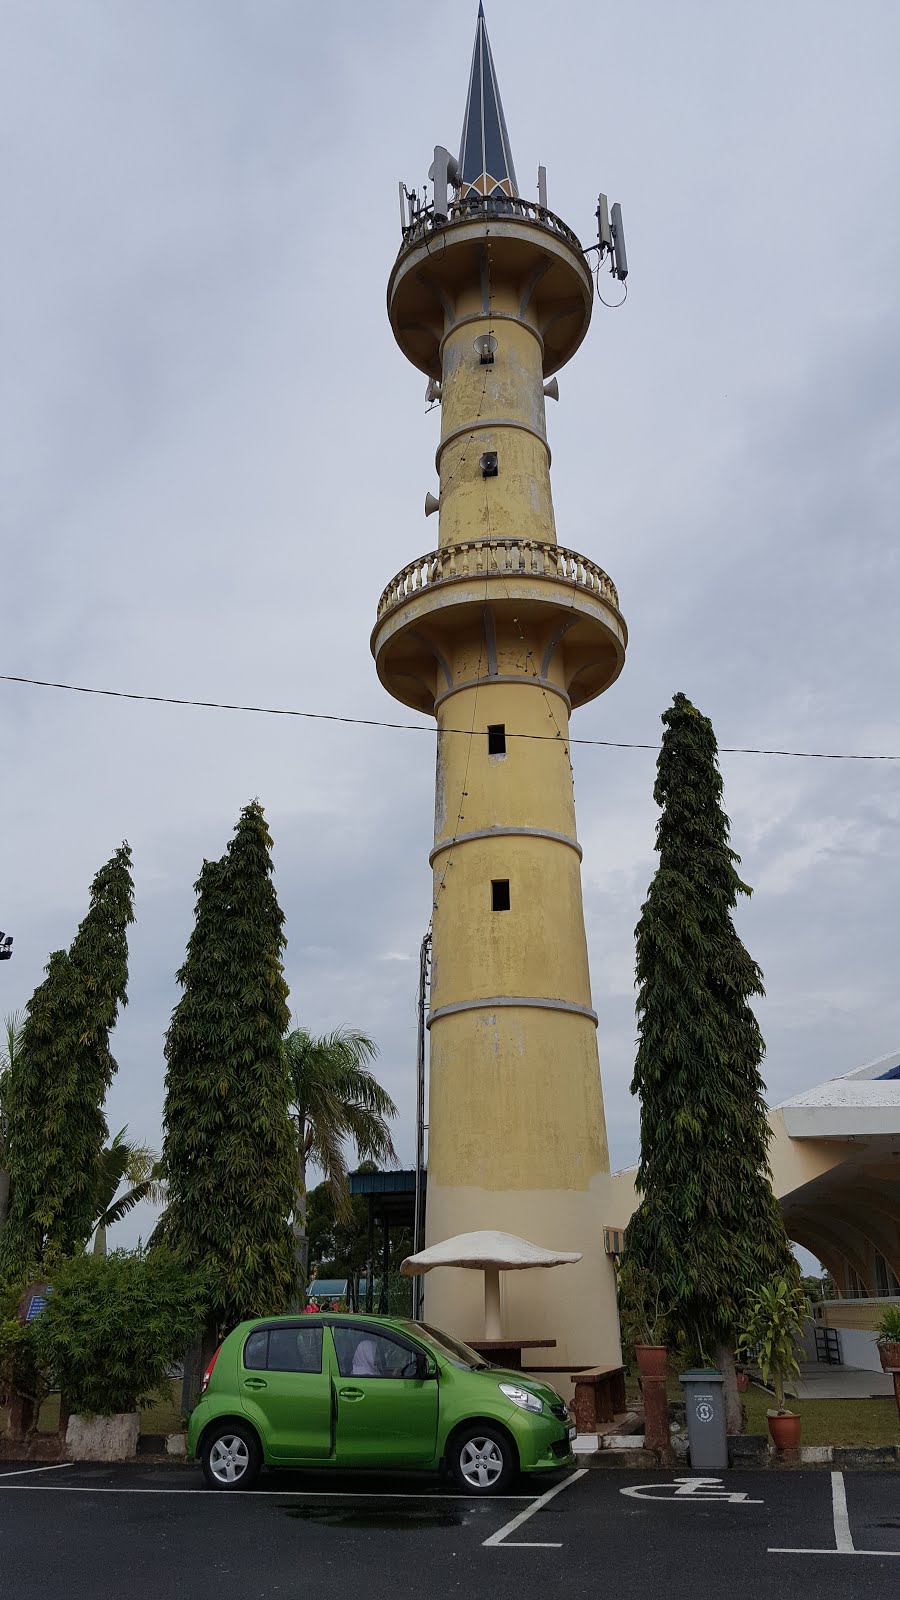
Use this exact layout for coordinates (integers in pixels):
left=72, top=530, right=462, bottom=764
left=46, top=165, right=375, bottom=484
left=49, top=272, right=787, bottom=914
left=200, top=1346, right=221, bottom=1395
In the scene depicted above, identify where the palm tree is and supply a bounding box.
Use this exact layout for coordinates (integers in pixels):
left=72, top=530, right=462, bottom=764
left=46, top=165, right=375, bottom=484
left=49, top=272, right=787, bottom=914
left=284, top=1026, right=398, bottom=1277
left=0, top=1012, right=23, bottom=1237
left=90, top=1127, right=166, bottom=1255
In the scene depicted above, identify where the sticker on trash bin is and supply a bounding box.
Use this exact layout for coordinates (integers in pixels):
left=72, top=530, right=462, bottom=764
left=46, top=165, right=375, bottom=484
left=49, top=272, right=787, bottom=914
left=695, top=1398, right=714, bottom=1423
left=621, top=1478, right=763, bottom=1505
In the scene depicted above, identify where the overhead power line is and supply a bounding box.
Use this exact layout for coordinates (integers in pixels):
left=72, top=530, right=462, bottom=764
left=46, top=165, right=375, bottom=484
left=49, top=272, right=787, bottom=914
left=2, top=672, right=899, bottom=762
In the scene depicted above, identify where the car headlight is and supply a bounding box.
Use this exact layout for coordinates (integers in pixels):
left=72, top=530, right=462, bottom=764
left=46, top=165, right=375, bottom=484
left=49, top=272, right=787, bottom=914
left=499, top=1382, right=544, bottom=1414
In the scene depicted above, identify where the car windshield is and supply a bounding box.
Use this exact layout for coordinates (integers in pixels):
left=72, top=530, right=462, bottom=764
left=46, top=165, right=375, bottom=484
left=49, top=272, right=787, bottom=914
left=399, top=1322, right=491, bottom=1370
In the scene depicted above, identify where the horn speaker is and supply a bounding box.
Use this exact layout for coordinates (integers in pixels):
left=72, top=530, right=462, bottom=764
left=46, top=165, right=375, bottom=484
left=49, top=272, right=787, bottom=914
left=424, top=492, right=440, bottom=517
left=473, top=333, right=498, bottom=364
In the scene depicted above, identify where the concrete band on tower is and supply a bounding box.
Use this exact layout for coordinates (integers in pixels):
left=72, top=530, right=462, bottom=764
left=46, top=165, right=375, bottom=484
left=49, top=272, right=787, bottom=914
left=427, top=997, right=600, bottom=1027
left=438, top=312, right=546, bottom=362
left=429, top=826, right=584, bottom=865
left=432, top=675, right=572, bottom=713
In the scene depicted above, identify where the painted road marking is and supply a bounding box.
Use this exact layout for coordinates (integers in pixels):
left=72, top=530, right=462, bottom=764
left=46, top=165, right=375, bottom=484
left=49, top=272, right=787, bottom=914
left=483, top=1468, right=587, bottom=1548
left=621, top=1476, right=763, bottom=1505
left=831, top=1469, right=854, bottom=1553
left=0, top=1483, right=534, bottom=1500
left=0, top=1463, right=74, bottom=1480
left=769, top=1470, right=900, bottom=1558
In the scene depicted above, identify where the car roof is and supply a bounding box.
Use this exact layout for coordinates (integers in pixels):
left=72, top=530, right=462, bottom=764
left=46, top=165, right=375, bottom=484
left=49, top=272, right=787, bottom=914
left=234, top=1313, right=416, bottom=1333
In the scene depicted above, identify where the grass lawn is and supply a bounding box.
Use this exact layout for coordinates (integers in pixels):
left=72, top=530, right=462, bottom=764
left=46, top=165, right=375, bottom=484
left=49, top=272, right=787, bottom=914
left=1, top=1379, right=183, bottom=1438
left=741, top=1382, right=900, bottom=1447
left=138, top=1379, right=183, bottom=1435
left=623, top=1368, right=900, bottom=1448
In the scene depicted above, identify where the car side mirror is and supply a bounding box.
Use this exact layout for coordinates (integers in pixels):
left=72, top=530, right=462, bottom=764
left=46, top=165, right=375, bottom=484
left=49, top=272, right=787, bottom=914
left=419, top=1353, right=438, bottom=1379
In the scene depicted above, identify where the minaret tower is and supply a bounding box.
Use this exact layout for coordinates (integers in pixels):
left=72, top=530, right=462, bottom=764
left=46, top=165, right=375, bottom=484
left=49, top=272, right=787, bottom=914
left=373, top=6, right=628, bottom=1368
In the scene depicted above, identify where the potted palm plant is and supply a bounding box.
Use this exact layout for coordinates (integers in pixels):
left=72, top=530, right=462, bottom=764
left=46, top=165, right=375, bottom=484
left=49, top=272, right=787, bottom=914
left=875, top=1306, right=900, bottom=1371
left=616, top=1263, right=668, bottom=1378
left=633, top=1321, right=668, bottom=1379
left=739, top=1277, right=809, bottom=1450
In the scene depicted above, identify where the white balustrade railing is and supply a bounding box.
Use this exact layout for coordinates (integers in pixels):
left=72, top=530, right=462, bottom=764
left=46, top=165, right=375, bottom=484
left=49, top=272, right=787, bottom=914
left=376, top=538, right=619, bottom=621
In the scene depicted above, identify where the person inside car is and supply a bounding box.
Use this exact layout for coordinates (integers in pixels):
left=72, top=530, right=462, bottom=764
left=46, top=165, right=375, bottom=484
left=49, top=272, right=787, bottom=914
left=350, top=1338, right=380, bottom=1376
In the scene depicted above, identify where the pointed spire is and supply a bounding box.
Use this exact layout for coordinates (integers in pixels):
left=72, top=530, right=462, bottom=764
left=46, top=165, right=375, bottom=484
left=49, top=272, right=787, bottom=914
left=458, top=5, right=518, bottom=199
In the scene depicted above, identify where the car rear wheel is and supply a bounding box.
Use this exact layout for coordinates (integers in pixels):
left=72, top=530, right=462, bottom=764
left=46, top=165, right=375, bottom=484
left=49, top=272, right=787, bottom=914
left=450, top=1425, right=516, bottom=1494
left=200, top=1422, right=262, bottom=1490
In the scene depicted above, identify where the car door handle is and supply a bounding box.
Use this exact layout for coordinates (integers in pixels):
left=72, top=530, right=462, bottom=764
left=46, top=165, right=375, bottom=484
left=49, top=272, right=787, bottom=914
left=339, top=1387, right=364, bottom=1400
left=243, top=1378, right=267, bottom=1390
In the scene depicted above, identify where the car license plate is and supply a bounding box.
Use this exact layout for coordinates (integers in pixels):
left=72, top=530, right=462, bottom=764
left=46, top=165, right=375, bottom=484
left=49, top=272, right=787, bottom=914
left=568, top=1424, right=577, bottom=1440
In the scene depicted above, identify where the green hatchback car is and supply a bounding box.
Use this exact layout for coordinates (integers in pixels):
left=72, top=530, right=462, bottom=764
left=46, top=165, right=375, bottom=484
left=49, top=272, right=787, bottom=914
left=188, top=1313, right=575, bottom=1493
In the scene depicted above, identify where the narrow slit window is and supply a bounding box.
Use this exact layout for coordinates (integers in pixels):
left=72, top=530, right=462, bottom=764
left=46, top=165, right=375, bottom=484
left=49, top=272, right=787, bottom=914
left=487, top=724, right=506, bottom=756
left=491, top=879, right=510, bottom=912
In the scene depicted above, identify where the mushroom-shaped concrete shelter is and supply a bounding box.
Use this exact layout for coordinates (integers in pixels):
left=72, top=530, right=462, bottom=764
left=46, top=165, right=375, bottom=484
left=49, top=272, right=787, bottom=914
left=401, top=1230, right=582, bottom=1338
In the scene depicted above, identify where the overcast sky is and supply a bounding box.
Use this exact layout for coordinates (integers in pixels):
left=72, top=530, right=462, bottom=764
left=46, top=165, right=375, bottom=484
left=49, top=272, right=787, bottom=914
left=2, top=1, right=899, bottom=1256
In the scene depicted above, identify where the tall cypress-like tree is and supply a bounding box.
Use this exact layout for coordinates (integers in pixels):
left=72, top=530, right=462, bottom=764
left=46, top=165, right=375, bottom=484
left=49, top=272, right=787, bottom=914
left=619, top=695, right=796, bottom=1425
left=157, top=801, right=297, bottom=1336
left=0, top=846, right=134, bottom=1279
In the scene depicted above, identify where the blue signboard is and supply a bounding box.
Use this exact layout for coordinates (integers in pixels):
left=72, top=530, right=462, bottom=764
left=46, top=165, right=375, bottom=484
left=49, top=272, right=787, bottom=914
left=25, top=1294, right=48, bottom=1321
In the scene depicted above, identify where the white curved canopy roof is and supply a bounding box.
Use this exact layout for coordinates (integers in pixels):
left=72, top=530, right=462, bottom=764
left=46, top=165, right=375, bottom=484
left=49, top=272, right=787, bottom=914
left=401, top=1229, right=582, bottom=1276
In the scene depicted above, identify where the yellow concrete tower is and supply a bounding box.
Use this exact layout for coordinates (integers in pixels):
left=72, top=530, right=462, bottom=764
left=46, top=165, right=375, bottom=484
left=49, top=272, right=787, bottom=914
left=372, top=6, right=628, bottom=1369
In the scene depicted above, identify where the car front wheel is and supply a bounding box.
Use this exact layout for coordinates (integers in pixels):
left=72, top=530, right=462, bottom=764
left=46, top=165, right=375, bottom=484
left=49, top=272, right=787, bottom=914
left=200, top=1422, right=262, bottom=1490
left=449, top=1425, right=516, bottom=1494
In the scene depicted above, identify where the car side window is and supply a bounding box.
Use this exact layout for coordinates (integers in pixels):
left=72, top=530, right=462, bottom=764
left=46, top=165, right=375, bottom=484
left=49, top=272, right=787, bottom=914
left=333, top=1327, right=421, bottom=1380
left=243, top=1330, right=268, bottom=1370
left=267, top=1326, right=323, bottom=1374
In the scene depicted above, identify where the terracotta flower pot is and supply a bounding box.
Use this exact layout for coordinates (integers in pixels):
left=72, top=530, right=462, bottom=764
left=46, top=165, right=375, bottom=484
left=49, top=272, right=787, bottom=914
left=635, top=1344, right=668, bottom=1379
left=878, top=1341, right=900, bottom=1372
left=768, top=1411, right=801, bottom=1451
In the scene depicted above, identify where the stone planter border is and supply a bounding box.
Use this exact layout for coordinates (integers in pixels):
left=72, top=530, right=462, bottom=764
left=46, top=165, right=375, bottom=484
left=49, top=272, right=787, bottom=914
left=65, top=1412, right=139, bottom=1462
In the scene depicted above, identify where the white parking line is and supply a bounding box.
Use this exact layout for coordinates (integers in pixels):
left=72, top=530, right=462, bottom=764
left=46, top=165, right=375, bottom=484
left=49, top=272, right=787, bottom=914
left=483, top=1469, right=586, bottom=1548
left=0, top=1463, right=74, bottom=1480
left=0, top=1483, right=533, bottom=1500
left=831, top=1470, right=854, bottom=1553
left=769, top=1470, right=900, bottom=1558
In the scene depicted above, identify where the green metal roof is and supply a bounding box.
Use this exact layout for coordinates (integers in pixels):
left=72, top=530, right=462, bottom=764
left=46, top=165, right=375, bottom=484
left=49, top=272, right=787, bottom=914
left=349, top=1169, right=419, bottom=1197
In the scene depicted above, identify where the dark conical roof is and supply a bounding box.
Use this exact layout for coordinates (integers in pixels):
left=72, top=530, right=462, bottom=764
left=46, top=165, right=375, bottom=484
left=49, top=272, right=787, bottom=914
left=458, top=4, right=518, bottom=199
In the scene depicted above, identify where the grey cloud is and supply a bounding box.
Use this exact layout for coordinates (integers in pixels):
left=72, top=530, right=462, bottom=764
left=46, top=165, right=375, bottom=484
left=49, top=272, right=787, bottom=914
left=3, top=1, right=899, bottom=1254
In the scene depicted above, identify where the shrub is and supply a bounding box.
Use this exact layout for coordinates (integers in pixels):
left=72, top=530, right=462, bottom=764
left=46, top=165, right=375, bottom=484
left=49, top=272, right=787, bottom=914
left=0, top=1307, right=30, bottom=1402
left=875, top=1306, right=900, bottom=1346
left=0, top=1279, right=52, bottom=1415
left=32, top=1249, right=207, bottom=1416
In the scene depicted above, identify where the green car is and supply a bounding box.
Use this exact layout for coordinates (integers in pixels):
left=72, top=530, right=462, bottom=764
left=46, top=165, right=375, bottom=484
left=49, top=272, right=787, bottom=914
left=188, top=1313, right=575, bottom=1493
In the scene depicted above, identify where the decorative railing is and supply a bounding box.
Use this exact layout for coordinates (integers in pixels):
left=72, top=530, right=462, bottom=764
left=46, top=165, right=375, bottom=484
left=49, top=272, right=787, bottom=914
left=399, top=194, right=585, bottom=260
left=376, top=538, right=619, bottom=622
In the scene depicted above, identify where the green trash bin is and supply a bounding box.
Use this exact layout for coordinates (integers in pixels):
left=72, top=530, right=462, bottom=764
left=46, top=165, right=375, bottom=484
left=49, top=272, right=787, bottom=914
left=679, top=1368, right=728, bottom=1470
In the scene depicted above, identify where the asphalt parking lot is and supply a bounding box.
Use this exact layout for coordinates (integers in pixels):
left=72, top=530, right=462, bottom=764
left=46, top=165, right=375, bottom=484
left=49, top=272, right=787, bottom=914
left=2, top=1461, right=899, bottom=1599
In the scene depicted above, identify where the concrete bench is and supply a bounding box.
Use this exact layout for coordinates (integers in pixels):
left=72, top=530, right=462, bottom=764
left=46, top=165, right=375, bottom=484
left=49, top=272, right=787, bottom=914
left=572, top=1364, right=628, bottom=1432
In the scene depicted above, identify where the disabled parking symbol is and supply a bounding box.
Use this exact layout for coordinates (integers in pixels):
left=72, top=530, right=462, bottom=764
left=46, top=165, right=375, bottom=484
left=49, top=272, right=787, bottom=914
left=622, top=1477, right=763, bottom=1505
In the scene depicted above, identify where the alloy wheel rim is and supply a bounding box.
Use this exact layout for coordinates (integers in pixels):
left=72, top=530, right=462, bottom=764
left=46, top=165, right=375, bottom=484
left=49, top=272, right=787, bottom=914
left=459, top=1437, right=504, bottom=1488
left=209, top=1435, right=250, bottom=1484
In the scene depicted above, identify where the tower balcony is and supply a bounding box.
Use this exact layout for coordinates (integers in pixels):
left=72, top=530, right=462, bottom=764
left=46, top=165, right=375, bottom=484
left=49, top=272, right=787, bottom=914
left=388, top=194, right=594, bottom=380
left=371, top=536, right=627, bottom=716
left=399, top=194, right=585, bottom=261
